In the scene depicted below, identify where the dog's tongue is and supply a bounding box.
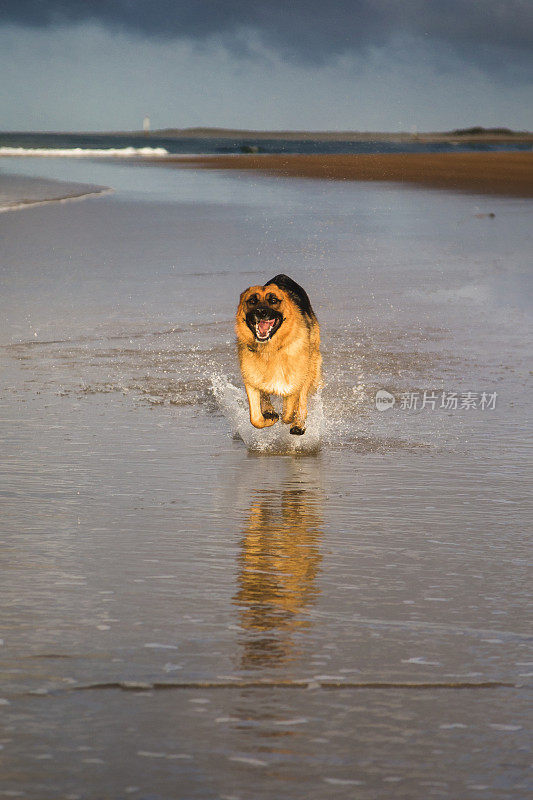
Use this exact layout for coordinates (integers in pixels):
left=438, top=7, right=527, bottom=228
left=258, top=319, right=274, bottom=337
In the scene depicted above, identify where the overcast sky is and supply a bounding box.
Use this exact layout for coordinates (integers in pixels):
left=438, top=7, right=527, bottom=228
left=1, top=0, right=532, bottom=132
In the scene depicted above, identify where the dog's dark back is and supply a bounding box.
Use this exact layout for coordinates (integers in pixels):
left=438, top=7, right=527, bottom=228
left=265, top=274, right=315, bottom=319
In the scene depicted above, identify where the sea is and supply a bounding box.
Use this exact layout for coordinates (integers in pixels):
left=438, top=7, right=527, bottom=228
left=0, top=149, right=531, bottom=799
left=0, top=129, right=531, bottom=158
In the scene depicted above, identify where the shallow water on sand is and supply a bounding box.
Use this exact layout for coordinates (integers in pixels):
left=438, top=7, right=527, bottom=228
left=0, top=158, right=531, bottom=798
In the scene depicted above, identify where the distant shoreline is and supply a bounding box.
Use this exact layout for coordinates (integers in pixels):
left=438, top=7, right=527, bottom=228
left=149, top=127, right=533, bottom=144
left=146, top=152, right=533, bottom=198
left=2, top=127, right=533, bottom=145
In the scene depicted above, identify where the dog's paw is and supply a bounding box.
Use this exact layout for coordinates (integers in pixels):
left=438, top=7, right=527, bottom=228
left=251, top=416, right=277, bottom=428
left=290, top=425, right=305, bottom=436
left=262, top=410, right=279, bottom=422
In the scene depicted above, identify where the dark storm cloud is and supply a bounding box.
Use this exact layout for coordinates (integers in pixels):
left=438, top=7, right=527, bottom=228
left=2, top=1, right=532, bottom=76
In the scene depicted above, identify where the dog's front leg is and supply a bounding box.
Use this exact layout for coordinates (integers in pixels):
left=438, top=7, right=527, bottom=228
left=246, top=386, right=277, bottom=428
left=289, top=387, right=310, bottom=435
left=282, top=394, right=298, bottom=424
left=283, top=392, right=306, bottom=434
left=260, top=392, right=279, bottom=422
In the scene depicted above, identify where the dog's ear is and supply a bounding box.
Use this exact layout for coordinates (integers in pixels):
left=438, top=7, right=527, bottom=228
left=239, top=288, right=251, bottom=305
left=265, top=274, right=315, bottom=318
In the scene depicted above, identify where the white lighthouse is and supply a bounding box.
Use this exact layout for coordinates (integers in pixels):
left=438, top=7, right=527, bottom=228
left=143, top=115, right=150, bottom=134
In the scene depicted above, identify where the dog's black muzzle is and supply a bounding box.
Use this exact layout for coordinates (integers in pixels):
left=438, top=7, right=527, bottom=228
left=245, top=305, right=283, bottom=341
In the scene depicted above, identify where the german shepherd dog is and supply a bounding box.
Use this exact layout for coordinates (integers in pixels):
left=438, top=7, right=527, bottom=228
left=235, top=274, right=322, bottom=435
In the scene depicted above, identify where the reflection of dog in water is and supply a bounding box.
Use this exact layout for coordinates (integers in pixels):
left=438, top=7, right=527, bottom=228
left=235, top=274, right=322, bottom=435
left=234, top=486, right=322, bottom=669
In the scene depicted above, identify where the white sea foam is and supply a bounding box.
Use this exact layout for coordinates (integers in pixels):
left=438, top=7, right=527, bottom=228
left=0, top=146, right=169, bottom=158
left=211, top=375, right=323, bottom=454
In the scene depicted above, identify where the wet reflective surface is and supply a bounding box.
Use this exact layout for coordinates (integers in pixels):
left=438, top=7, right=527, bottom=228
left=0, top=159, right=531, bottom=798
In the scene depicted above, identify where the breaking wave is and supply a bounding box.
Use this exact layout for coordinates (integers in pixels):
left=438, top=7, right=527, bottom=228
left=0, top=146, right=169, bottom=158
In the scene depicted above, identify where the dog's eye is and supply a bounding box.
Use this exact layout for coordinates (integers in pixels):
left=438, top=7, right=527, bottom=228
left=246, top=294, right=259, bottom=306
left=266, top=294, right=280, bottom=305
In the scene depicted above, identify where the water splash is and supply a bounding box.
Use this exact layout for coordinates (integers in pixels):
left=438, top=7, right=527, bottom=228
left=211, top=375, right=324, bottom=454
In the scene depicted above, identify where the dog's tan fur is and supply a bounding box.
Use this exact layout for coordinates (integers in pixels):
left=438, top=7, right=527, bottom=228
left=235, top=276, right=321, bottom=434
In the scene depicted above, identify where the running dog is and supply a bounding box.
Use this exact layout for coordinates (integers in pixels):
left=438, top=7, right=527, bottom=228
left=235, top=274, right=322, bottom=435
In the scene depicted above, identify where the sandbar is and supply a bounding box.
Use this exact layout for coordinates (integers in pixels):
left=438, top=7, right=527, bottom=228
left=156, top=152, right=533, bottom=197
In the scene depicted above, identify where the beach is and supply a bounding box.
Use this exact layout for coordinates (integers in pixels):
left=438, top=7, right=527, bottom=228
left=0, top=171, right=111, bottom=211
left=0, top=155, right=531, bottom=799
left=160, top=151, right=533, bottom=197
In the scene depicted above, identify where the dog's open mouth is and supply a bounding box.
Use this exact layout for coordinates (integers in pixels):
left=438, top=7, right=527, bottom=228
left=256, top=318, right=277, bottom=339
left=246, top=310, right=283, bottom=341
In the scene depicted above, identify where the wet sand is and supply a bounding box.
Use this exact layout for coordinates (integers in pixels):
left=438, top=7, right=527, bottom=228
left=0, top=157, right=531, bottom=799
left=0, top=172, right=111, bottom=211
left=160, top=152, right=533, bottom=197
